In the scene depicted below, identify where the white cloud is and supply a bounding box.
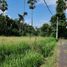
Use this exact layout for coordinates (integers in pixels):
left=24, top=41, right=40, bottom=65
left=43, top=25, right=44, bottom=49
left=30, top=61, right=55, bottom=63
left=0, top=10, right=3, bottom=14
left=0, top=10, right=8, bottom=16
left=37, top=0, right=57, bottom=5
left=65, top=9, right=67, bottom=14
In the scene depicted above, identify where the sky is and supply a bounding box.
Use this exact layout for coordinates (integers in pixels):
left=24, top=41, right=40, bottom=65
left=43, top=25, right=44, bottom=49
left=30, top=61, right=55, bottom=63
left=0, top=0, right=57, bottom=27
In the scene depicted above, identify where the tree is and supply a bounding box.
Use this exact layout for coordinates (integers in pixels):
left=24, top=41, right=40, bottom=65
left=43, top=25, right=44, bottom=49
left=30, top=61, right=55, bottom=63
left=50, top=0, right=67, bottom=38
left=56, top=0, right=66, bottom=24
left=0, top=14, right=5, bottom=34
left=0, top=0, right=8, bottom=15
left=40, top=23, right=52, bottom=36
left=0, top=0, right=8, bottom=34
left=27, top=0, right=37, bottom=36
left=27, top=0, right=37, bottom=25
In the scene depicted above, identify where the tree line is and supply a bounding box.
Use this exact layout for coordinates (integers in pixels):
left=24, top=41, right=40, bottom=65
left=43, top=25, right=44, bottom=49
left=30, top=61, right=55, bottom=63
left=0, top=14, right=51, bottom=36
left=0, top=0, right=51, bottom=36
left=50, top=0, right=67, bottom=38
left=0, top=0, right=67, bottom=38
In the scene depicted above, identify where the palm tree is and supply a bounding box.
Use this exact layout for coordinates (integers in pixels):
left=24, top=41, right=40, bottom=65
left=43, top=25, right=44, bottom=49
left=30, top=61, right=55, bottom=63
left=27, top=0, right=37, bottom=39
left=18, top=0, right=28, bottom=34
left=0, top=0, right=8, bottom=15
left=27, top=0, right=37, bottom=26
left=0, top=0, right=8, bottom=33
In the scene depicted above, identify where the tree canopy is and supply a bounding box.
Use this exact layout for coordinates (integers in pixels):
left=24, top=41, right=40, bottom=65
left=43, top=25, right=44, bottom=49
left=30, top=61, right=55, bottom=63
left=50, top=0, right=67, bottom=38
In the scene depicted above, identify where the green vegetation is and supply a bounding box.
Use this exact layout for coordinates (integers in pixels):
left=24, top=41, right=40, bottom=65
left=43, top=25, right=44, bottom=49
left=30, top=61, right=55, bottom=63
left=0, top=37, right=56, bottom=67
left=0, top=0, right=66, bottom=66
left=0, top=0, right=67, bottom=38
left=50, top=0, right=67, bottom=38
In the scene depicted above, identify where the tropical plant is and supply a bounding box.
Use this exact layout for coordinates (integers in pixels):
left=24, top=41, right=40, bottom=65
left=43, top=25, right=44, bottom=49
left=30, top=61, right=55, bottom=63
left=27, top=0, right=37, bottom=36
left=50, top=0, right=67, bottom=38
left=0, top=0, right=8, bottom=14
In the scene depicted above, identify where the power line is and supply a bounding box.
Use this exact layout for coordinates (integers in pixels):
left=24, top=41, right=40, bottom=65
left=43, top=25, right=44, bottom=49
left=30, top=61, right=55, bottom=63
left=43, top=0, right=53, bottom=16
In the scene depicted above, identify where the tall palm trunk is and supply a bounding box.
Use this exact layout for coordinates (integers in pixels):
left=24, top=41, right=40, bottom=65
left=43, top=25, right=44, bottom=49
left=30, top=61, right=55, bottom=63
left=27, top=0, right=37, bottom=38
left=31, top=9, right=33, bottom=26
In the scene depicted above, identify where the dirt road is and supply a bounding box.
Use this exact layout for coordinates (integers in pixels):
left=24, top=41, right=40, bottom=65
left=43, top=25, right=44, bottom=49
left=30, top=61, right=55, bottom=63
left=58, top=40, right=67, bottom=67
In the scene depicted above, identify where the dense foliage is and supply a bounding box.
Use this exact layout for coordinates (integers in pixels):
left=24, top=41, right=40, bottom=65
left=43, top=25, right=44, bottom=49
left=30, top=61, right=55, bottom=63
left=40, top=23, right=52, bottom=36
left=50, top=0, right=67, bottom=38
left=0, top=0, right=67, bottom=38
left=0, top=14, right=52, bottom=36
left=0, top=14, right=36, bottom=36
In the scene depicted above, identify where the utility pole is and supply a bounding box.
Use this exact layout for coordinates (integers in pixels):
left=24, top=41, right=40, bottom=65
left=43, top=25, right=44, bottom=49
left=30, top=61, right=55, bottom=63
left=56, top=17, right=58, bottom=40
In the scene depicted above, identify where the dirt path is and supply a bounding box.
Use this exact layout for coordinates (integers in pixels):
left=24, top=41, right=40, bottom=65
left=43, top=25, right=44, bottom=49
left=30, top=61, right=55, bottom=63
left=58, top=39, right=67, bottom=67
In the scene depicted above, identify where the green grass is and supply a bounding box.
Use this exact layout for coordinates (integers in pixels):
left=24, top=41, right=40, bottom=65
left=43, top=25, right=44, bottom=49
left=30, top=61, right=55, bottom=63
left=0, top=36, right=56, bottom=67
left=41, top=43, right=57, bottom=67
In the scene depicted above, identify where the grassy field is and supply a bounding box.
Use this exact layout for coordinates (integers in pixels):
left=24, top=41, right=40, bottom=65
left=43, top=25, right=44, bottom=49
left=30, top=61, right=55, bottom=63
left=0, top=36, right=56, bottom=67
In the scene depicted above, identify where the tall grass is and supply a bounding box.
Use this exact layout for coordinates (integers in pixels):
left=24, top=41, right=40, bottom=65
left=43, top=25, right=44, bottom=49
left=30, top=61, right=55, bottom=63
left=0, top=36, right=56, bottom=67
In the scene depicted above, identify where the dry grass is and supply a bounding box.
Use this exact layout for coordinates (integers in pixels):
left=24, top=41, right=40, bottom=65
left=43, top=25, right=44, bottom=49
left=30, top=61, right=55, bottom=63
left=0, top=36, right=49, bottom=47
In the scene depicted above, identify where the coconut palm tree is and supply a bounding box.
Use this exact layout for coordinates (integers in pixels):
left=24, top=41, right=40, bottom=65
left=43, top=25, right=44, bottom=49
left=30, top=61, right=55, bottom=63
left=27, top=0, right=37, bottom=26
left=0, top=0, right=8, bottom=33
left=27, top=0, right=37, bottom=38
left=18, top=0, right=28, bottom=34
left=0, top=0, right=8, bottom=15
